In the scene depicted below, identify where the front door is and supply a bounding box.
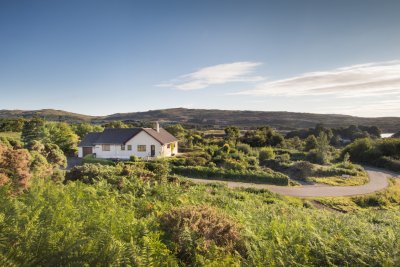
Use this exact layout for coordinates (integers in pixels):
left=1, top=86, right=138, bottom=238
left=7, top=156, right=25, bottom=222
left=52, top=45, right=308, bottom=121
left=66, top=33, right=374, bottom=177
left=150, top=145, right=155, bottom=157
left=82, top=147, right=93, bottom=157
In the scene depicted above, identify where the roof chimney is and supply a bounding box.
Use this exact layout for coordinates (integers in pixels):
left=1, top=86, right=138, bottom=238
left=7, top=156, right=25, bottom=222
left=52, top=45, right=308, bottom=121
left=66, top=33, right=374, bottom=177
left=156, top=121, right=160, bottom=133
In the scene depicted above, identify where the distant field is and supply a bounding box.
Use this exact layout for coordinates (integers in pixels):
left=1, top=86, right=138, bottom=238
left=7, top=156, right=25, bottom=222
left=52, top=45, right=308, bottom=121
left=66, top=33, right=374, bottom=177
left=0, top=132, right=21, bottom=141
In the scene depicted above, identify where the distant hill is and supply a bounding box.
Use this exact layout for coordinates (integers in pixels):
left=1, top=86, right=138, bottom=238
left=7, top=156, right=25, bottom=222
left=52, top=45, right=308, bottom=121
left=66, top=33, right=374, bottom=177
left=103, top=108, right=400, bottom=132
left=0, top=109, right=95, bottom=122
left=1, top=108, right=399, bottom=132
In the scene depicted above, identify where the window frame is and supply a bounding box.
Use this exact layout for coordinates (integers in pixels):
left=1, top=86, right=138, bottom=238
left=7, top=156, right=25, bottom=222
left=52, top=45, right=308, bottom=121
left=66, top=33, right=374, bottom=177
left=102, top=144, right=111, bottom=151
left=127, top=145, right=132, bottom=151
left=121, top=145, right=125, bottom=151
left=137, top=145, right=146, bottom=152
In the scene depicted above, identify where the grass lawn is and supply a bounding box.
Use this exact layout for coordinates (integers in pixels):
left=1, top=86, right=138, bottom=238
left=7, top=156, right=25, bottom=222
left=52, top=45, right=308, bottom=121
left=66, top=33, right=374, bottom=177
left=309, top=175, right=369, bottom=186
left=0, top=131, right=21, bottom=141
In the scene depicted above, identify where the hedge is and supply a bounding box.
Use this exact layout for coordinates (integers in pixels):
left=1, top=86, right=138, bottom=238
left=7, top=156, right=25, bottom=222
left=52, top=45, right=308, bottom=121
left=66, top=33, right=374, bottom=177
left=171, top=166, right=289, bottom=185
left=82, top=155, right=115, bottom=166
left=375, top=156, right=400, bottom=173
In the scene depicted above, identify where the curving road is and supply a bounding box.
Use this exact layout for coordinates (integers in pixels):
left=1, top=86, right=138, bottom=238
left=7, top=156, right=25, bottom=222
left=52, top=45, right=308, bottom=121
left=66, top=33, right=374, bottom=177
left=186, top=167, right=399, bottom=197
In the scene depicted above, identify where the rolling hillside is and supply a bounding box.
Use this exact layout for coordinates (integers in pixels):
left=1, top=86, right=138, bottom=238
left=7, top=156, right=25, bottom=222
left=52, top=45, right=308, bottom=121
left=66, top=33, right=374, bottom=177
left=1, top=108, right=399, bottom=132
left=0, top=109, right=95, bottom=122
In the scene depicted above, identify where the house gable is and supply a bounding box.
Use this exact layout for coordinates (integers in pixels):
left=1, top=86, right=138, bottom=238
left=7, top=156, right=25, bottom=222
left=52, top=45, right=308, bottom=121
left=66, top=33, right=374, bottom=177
left=124, top=130, right=160, bottom=145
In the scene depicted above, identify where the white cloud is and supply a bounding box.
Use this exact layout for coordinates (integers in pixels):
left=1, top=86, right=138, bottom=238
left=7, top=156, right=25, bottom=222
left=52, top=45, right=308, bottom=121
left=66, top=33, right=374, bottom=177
left=232, top=60, right=400, bottom=98
left=157, top=61, right=263, bottom=90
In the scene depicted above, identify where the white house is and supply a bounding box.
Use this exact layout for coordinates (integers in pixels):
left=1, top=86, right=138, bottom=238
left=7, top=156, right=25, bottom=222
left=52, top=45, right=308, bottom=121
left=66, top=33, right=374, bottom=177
left=78, top=124, right=178, bottom=159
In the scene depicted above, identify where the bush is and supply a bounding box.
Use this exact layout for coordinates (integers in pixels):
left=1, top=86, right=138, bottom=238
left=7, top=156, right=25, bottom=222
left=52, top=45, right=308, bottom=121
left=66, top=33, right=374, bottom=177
left=186, top=156, right=208, bottom=166
left=259, top=147, right=275, bottom=165
left=159, top=205, right=245, bottom=264
left=221, top=158, right=248, bottom=171
left=246, top=156, right=259, bottom=166
left=145, top=160, right=170, bottom=182
left=290, top=161, right=314, bottom=181
left=130, top=155, right=139, bottom=162
left=276, top=153, right=290, bottom=162
left=375, top=156, right=400, bottom=172
left=306, top=150, right=325, bottom=164
left=66, top=163, right=120, bottom=184
left=171, top=166, right=289, bottom=185
left=237, top=143, right=252, bottom=155
left=82, top=154, right=115, bottom=166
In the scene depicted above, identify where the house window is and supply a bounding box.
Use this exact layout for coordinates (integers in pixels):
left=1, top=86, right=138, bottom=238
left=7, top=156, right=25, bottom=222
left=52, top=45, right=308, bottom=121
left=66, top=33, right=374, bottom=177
left=167, top=144, right=171, bottom=149
left=102, top=144, right=110, bottom=151
left=127, top=145, right=132, bottom=151
left=121, top=145, right=125, bottom=151
left=137, top=145, right=146, bottom=152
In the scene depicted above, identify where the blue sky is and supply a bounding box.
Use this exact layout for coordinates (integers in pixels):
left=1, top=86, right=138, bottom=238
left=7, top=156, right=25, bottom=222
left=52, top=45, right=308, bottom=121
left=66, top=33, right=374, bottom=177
left=0, top=0, right=399, bottom=117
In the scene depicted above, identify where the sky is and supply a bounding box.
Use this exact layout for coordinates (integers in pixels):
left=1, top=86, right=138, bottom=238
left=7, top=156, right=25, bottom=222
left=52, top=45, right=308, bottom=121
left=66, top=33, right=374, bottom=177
left=0, top=0, right=399, bottom=117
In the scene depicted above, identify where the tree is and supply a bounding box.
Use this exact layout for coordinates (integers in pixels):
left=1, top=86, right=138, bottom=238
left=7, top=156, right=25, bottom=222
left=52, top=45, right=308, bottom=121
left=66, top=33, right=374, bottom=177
left=44, top=143, right=67, bottom=169
left=0, top=118, right=25, bottom=132
left=73, top=123, right=103, bottom=138
left=21, top=117, right=45, bottom=147
left=341, top=138, right=376, bottom=162
left=165, top=124, right=186, bottom=140
left=40, top=122, right=79, bottom=155
left=102, top=121, right=129, bottom=128
left=0, top=144, right=32, bottom=192
left=343, top=152, right=351, bottom=167
left=304, top=135, right=318, bottom=151
left=242, top=126, right=284, bottom=147
left=224, top=126, right=240, bottom=145
left=315, top=132, right=330, bottom=164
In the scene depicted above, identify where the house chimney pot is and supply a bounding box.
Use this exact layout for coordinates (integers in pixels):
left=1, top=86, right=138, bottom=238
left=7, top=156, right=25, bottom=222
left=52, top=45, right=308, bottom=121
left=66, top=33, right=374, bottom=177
left=156, top=121, right=160, bottom=133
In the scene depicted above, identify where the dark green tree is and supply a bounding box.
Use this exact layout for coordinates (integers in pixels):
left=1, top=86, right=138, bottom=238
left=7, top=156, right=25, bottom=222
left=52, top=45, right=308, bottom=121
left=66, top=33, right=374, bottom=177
left=224, top=126, right=240, bottom=145
left=304, top=135, right=318, bottom=151
left=21, top=117, right=45, bottom=147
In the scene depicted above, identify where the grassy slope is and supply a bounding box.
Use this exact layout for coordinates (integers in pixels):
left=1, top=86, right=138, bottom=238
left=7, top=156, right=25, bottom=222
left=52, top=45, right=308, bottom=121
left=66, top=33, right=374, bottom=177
left=315, top=179, right=400, bottom=212
left=1, top=177, right=400, bottom=265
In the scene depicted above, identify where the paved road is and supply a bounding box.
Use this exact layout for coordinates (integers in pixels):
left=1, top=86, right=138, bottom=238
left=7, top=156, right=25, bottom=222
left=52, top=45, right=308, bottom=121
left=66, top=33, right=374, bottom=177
left=187, top=167, right=399, bottom=197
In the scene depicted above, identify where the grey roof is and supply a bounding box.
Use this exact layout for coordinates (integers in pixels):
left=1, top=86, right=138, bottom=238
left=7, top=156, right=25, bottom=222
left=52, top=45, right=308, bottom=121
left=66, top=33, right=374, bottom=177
left=78, top=128, right=178, bottom=146
left=143, top=128, right=178, bottom=145
left=78, top=132, right=102, bottom=147
left=94, top=128, right=142, bottom=144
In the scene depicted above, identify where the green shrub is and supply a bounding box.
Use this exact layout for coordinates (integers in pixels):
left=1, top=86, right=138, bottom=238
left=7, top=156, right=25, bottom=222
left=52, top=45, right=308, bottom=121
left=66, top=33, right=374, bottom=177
left=277, top=153, right=290, bottom=162
left=290, top=161, right=314, bottom=181
left=375, top=156, right=400, bottom=172
left=259, top=147, right=275, bottom=165
left=186, top=156, right=208, bottom=166
left=237, top=143, right=252, bottom=155
left=82, top=154, right=115, bottom=166
left=171, top=166, right=289, bottom=185
left=221, top=158, right=248, bottom=171
left=145, top=160, right=170, bottom=182
left=130, top=155, right=140, bottom=162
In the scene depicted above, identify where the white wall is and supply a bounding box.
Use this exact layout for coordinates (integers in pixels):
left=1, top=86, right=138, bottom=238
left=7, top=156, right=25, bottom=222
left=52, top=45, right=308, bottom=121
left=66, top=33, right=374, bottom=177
left=79, top=131, right=178, bottom=159
left=93, top=131, right=163, bottom=159
left=160, top=141, right=178, bottom=157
